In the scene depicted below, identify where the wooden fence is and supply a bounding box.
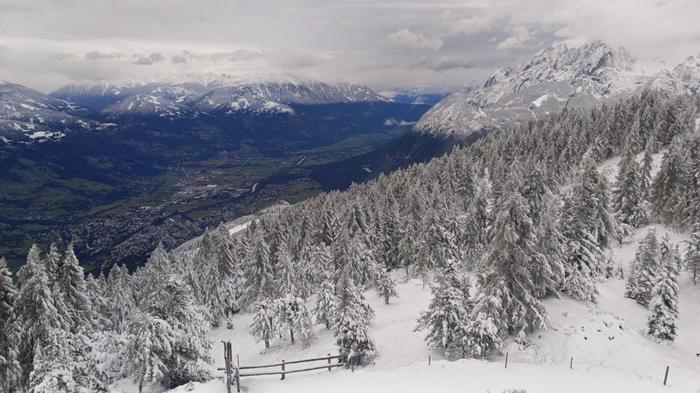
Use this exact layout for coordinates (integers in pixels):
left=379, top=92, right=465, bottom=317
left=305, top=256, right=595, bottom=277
left=219, top=341, right=345, bottom=392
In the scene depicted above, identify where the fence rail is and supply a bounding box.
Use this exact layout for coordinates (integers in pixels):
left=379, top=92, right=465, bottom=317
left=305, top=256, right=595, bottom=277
left=220, top=341, right=344, bottom=392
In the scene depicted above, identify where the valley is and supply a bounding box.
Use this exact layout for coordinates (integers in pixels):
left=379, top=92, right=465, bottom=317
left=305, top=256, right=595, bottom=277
left=0, top=95, right=430, bottom=271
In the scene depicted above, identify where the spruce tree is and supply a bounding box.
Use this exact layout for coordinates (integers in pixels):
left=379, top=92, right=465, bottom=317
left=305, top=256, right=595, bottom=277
left=107, top=264, right=135, bottom=333
left=415, top=264, right=470, bottom=358
left=14, top=245, right=66, bottom=386
left=625, top=229, right=660, bottom=306
left=651, top=137, right=692, bottom=226
left=0, top=257, right=20, bottom=392
left=249, top=300, right=276, bottom=349
left=243, top=229, right=275, bottom=307
left=375, top=268, right=398, bottom=305
left=471, top=177, right=547, bottom=339
left=647, top=243, right=680, bottom=341
left=122, top=312, right=173, bottom=393
left=142, top=274, right=212, bottom=387
left=685, top=227, right=700, bottom=285
left=59, top=245, right=95, bottom=332
left=313, top=279, right=337, bottom=330
left=613, top=148, right=645, bottom=228
left=334, top=269, right=376, bottom=366
left=276, top=295, right=315, bottom=346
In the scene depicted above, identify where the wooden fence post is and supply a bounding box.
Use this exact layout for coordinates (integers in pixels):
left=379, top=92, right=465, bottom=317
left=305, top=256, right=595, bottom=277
left=281, top=360, right=286, bottom=380
left=570, top=357, right=573, bottom=370
left=235, top=354, right=241, bottom=393
left=223, top=341, right=231, bottom=393
left=428, top=355, right=431, bottom=366
left=327, top=353, right=332, bottom=371
left=663, top=366, right=670, bottom=386
left=504, top=352, right=509, bottom=369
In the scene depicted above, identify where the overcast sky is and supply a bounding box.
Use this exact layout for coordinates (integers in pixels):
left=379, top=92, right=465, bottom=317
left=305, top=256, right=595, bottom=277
left=1, top=0, right=699, bottom=92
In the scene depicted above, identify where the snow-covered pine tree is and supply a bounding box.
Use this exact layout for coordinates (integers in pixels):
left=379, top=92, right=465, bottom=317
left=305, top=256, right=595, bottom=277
left=249, top=300, right=277, bottom=349
left=0, top=257, right=20, bottom=392
left=334, top=269, right=376, bottom=366
left=28, top=327, right=108, bottom=393
left=275, top=238, right=300, bottom=298
left=275, top=295, right=315, bottom=346
left=142, top=274, right=212, bottom=387
left=651, top=137, right=692, bottom=227
left=375, top=267, right=398, bottom=305
left=685, top=226, right=700, bottom=285
left=122, top=312, right=173, bottom=393
left=470, top=176, right=547, bottom=341
left=14, top=245, right=66, bottom=386
left=415, top=264, right=470, bottom=359
left=625, top=229, right=660, bottom=306
left=59, top=244, right=95, bottom=332
left=613, top=147, right=646, bottom=228
left=532, top=193, right=566, bottom=298
left=640, top=141, right=654, bottom=199
left=243, top=228, right=275, bottom=307
left=313, top=279, right=337, bottom=329
left=561, top=156, right=606, bottom=301
left=647, top=240, right=680, bottom=341
left=107, top=264, right=135, bottom=333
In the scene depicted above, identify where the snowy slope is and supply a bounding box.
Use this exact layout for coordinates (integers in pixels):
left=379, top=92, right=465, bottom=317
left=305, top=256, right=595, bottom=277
left=415, top=41, right=646, bottom=138
left=151, top=234, right=700, bottom=393
left=113, top=221, right=700, bottom=393
left=0, top=80, right=97, bottom=142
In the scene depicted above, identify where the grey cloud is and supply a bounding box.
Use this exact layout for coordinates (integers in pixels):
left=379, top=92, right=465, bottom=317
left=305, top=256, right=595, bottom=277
left=1, top=0, right=699, bottom=92
left=85, top=51, right=123, bottom=60
left=132, top=52, right=164, bottom=65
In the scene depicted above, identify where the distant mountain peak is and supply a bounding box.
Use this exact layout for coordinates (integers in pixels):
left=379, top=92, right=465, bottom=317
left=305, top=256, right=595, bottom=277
left=415, top=41, right=644, bottom=138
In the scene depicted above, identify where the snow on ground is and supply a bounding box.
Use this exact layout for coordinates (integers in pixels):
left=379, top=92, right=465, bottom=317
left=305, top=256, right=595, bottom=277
left=157, top=222, right=700, bottom=393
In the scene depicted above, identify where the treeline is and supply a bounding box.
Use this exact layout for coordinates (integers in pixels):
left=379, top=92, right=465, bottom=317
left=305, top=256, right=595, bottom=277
left=1, top=90, right=699, bottom=392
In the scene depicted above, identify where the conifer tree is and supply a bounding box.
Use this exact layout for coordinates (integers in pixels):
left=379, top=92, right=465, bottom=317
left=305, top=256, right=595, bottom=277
left=470, top=177, right=547, bottom=339
left=142, top=274, right=212, bottom=387
left=0, top=257, right=20, bottom=392
left=625, top=229, right=660, bottom=306
left=249, top=300, right=276, bottom=349
left=651, top=138, right=692, bottom=226
left=243, top=229, right=275, bottom=307
left=275, top=295, right=314, bottom=346
left=613, top=148, right=645, bottom=228
left=375, top=267, right=398, bottom=305
left=59, top=244, right=94, bottom=332
left=647, top=242, right=680, bottom=341
left=107, top=264, right=135, bottom=333
left=122, top=312, right=173, bottom=393
left=415, top=264, right=470, bottom=358
left=14, top=245, right=66, bottom=386
left=685, top=227, right=700, bottom=285
left=334, top=269, right=376, bottom=366
left=275, top=240, right=300, bottom=297
left=313, top=279, right=337, bottom=330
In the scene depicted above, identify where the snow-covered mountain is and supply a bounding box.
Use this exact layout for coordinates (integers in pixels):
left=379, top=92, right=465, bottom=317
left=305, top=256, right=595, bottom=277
left=415, top=41, right=648, bottom=138
left=101, top=93, right=195, bottom=120
left=52, top=80, right=388, bottom=119
left=0, top=80, right=96, bottom=143
left=646, top=55, right=700, bottom=95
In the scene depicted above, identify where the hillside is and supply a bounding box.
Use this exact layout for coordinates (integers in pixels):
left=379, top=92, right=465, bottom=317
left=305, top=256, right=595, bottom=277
left=116, top=223, right=698, bottom=393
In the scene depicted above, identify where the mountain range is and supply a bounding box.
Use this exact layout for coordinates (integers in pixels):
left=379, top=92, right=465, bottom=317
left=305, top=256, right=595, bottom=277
left=414, top=41, right=700, bottom=138
left=1, top=79, right=389, bottom=143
